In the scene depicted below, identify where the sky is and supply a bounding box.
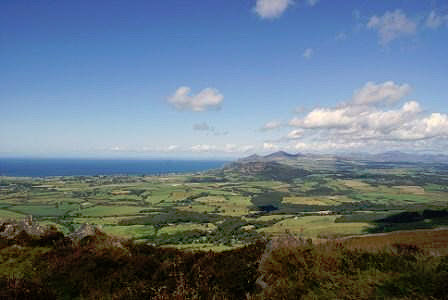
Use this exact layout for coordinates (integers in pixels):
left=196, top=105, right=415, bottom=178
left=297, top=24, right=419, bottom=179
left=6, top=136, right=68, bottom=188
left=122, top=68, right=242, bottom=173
left=1, top=0, right=448, bottom=158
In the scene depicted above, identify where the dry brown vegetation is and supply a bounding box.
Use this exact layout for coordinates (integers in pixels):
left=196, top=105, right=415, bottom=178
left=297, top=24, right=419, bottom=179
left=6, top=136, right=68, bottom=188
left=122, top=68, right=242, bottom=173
left=1, top=222, right=448, bottom=299
left=341, top=227, right=448, bottom=255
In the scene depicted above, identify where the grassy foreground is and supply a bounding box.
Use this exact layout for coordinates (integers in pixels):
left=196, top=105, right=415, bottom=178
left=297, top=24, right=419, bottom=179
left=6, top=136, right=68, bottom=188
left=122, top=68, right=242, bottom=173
left=1, top=223, right=447, bottom=299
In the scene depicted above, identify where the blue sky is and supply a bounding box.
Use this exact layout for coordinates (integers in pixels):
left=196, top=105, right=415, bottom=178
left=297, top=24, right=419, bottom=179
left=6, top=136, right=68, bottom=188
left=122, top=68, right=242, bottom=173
left=1, top=0, right=448, bottom=158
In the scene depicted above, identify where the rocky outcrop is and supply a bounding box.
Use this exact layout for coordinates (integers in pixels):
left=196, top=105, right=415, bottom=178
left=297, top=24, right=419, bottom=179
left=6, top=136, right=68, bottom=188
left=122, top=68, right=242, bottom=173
left=0, top=216, right=46, bottom=239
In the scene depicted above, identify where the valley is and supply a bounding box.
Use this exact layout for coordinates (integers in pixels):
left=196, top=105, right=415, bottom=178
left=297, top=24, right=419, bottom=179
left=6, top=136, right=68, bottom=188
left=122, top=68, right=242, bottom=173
left=2, top=151, right=448, bottom=251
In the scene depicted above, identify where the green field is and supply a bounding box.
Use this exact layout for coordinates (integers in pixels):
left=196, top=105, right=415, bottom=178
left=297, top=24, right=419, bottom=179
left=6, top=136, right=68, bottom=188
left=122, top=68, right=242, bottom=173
left=259, top=215, right=371, bottom=239
left=1, top=158, right=448, bottom=249
left=80, top=205, right=147, bottom=217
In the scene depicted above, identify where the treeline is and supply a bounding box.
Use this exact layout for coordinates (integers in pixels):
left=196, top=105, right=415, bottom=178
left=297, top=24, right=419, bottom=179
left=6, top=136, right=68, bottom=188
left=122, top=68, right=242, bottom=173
left=1, top=226, right=448, bottom=299
left=119, top=209, right=264, bottom=245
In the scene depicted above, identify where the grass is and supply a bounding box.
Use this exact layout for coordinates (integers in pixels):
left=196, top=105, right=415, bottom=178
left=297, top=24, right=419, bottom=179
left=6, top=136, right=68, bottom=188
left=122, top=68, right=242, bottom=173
left=72, top=216, right=139, bottom=225
left=170, top=190, right=193, bottom=201
left=246, top=214, right=295, bottom=222
left=9, top=203, right=78, bottom=217
left=340, top=179, right=375, bottom=191
left=195, top=195, right=227, bottom=204
left=282, top=195, right=354, bottom=206
left=177, top=203, right=218, bottom=214
left=101, top=225, right=156, bottom=239
left=177, top=195, right=253, bottom=217
left=349, top=191, right=435, bottom=205
left=80, top=205, right=146, bottom=217
left=0, top=209, right=26, bottom=220
left=342, top=228, right=448, bottom=255
left=259, top=215, right=371, bottom=239
left=392, top=185, right=426, bottom=195
left=2, top=163, right=448, bottom=249
left=157, top=223, right=217, bottom=235
left=282, top=196, right=329, bottom=206
left=109, top=194, right=141, bottom=201
left=217, top=196, right=252, bottom=216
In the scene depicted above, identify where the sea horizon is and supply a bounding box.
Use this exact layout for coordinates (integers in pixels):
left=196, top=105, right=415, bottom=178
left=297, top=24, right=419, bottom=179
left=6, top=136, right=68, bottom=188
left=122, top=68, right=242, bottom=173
left=0, top=158, right=229, bottom=177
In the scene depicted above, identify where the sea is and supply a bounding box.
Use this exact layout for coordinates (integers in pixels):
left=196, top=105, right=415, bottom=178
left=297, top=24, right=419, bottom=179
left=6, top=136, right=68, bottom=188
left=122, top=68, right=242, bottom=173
left=0, top=158, right=229, bottom=177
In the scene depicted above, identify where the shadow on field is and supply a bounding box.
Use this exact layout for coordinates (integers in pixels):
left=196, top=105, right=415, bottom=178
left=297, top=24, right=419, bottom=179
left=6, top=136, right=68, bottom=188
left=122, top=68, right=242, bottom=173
left=367, top=209, right=448, bottom=233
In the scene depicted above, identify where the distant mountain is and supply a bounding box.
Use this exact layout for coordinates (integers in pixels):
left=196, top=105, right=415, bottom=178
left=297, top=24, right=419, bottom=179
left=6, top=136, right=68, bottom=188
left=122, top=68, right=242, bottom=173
left=238, top=151, right=303, bottom=163
left=237, top=154, right=262, bottom=163
left=344, top=151, right=448, bottom=164
left=221, top=150, right=448, bottom=184
left=264, top=151, right=304, bottom=160
left=237, top=151, right=448, bottom=165
left=223, top=160, right=310, bottom=182
left=373, top=151, right=416, bottom=162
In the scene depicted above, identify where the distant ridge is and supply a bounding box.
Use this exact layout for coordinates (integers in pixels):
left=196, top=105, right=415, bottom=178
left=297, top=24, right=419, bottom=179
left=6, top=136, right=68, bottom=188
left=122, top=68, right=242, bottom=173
left=264, top=151, right=304, bottom=160
left=238, top=154, right=262, bottom=163
left=237, top=151, right=448, bottom=164
left=238, top=151, right=303, bottom=163
left=344, top=151, right=448, bottom=164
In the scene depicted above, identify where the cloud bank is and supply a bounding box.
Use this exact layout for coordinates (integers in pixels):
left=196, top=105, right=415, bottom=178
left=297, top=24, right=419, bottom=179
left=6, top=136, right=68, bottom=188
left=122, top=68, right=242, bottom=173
left=288, top=81, right=448, bottom=140
left=261, top=81, right=448, bottom=153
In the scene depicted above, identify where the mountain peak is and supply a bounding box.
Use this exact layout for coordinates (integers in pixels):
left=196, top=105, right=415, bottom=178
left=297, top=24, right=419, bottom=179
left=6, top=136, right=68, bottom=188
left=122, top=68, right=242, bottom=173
left=237, top=151, right=303, bottom=163
left=264, top=151, right=302, bottom=159
left=237, top=154, right=262, bottom=163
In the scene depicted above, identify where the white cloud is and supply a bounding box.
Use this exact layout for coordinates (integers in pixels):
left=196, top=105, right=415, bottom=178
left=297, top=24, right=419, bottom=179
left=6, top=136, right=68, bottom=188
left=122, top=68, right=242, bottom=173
left=402, top=100, right=421, bottom=113
left=239, top=145, right=256, bottom=152
left=193, top=122, right=228, bottom=136
left=167, top=86, right=223, bottom=112
left=263, top=142, right=280, bottom=151
left=108, top=144, right=255, bottom=155
left=261, top=120, right=283, bottom=131
left=293, top=141, right=365, bottom=152
left=254, top=0, right=292, bottom=19
left=193, top=122, right=212, bottom=131
left=367, top=10, right=417, bottom=45
left=191, top=144, right=217, bottom=152
left=390, top=113, right=448, bottom=141
left=224, top=144, right=238, bottom=152
left=109, top=145, right=181, bottom=153
left=286, top=81, right=448, bottom=153
left=352, top=81, right=411, bottom=106
left=223, top=144, right=255, bottom=153
left=307, top=0, right=319, bottom=7
left=335, top=32, right=347, bottom=41
left=166, top=145, right=179, bottom=151
left=303, top=48, right=313, bottom=59
left=362, top=101, right=422, bottom=133
left=292, top=107, right=354, bottom=129
left=191, top=144, right=255, bottom=154
left=291, top=100, right=425, bottom=138
left=287, top=129, right=304, bottom=139
left=426, top=10, right=448, bottom=29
